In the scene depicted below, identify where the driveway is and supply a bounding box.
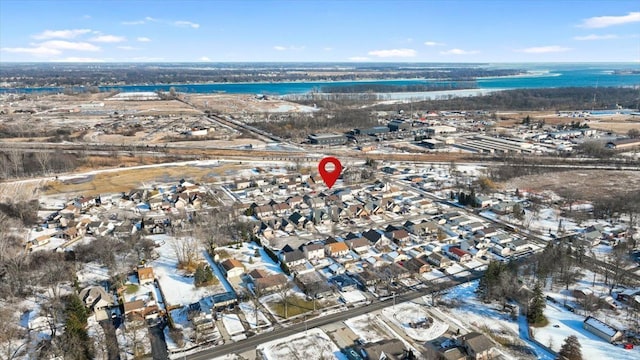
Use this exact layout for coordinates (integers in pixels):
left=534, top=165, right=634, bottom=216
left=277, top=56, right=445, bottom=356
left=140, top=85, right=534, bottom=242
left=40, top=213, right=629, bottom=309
left=148, top=322, right=169, bottom=360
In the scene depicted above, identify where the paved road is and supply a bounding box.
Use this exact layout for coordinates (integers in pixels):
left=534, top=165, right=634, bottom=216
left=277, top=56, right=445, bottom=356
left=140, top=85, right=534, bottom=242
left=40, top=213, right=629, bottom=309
left=186, top=274, right=481, bottom=360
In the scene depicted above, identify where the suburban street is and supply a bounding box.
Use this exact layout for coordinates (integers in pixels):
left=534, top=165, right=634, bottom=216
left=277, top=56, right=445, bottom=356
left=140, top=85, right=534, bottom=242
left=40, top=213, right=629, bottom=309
left=185, top=273, right=481, bottom=360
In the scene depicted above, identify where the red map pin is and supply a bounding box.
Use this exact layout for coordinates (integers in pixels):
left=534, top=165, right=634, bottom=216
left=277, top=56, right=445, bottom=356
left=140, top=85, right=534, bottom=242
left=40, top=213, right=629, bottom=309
left=318, top=157, right=342, bottom=189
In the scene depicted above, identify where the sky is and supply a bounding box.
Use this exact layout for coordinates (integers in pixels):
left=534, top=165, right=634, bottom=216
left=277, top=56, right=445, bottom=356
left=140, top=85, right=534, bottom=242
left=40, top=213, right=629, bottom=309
left=0, top=0, right=639, bottom=63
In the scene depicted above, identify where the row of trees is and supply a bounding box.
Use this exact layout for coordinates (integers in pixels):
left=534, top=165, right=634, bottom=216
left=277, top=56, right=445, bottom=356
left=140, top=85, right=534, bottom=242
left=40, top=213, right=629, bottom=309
left=372, top=87, right=640, bottom=111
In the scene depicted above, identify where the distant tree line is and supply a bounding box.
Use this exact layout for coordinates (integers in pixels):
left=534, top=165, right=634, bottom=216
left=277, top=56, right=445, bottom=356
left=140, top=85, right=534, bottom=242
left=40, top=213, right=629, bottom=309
left=321, top=82, right=477, bottom=93
left=252, top=109, right=376, bottom=141
left=0, top=63, right=521, bottom=87
left=373, top=87, right=640, bottom=111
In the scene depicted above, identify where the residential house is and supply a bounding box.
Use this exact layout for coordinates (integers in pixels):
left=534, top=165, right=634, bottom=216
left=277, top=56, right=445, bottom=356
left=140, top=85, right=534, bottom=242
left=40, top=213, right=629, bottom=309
left=123, top=300, right=145, bottom=317
left=248, top=269, right=288, bottom=293
left=325, top=242, right=349, bottom=258
left=491, top=201, right=515, bottom=215
left=441, top=347, right=467, bottom=360
left=388, top=229, right=411, bottom=245
left=583, top=316, right=623, bottom=343
left=491, top=233, right=512, bottom=245
left=345, top=237, right=370, bottom=254
left=137, top=266, right=155, bottom=285
left=31, top=234, right=52, bottom=248
left=79, top=286, right=114, bottom=320
left=404, top=220, right=438, bottom=235
left=491, top=244, right=511, bottom=257
left=362, top=229, right=391, bottom=249
left=361, top=339, right=408, bottom=360
left=448, top=247, right=472, bottom=263
left=507, top=238, right=530, bottom=253
left=294, top=271, right=333, bottom=298
left=474, top=196, right=497, bottom=208
left=282, top=250, right=306, bottom=267
left=286, top=196, right=304, bottom=208
left=272, top=202, right=291, bottom=216
left=353, top=269, right=380, bottom=287
left=384, top=251, right=408, bottom=263
left=220, top=259, right=244, bottom=278
left=402, top=256, right=431, bottom=274
left=303, top=243, right=325, bottom=260
left=427, top=252, right=452, bottom=268
left=583, top=230, right=602, bottom=246
left=330, top=274, right=359, bottom=291
left=462, top=332, right=493, bottom=360
left=254, top=205, right=274, bottom=218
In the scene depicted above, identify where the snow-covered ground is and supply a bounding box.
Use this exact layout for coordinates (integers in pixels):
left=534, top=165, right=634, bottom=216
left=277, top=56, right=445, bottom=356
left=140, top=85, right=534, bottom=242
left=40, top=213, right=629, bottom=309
left=381, top=303, right=448, bottom=341
left=149, top=235, right=227, bottom=306
left=76, top=262, right=111, bottom=286
left=535, top=302, right=640, bottom=360
left=440, top=281, right=554, bottom=360
left=238, top=302, right=271, bottom=330
left=220, top=313, right=244, bottom=336
left=344, top=313, right=391, bottom=343
left=257, top=328, right=346, bottom=360
left=421, top=269, right=449, bottom=283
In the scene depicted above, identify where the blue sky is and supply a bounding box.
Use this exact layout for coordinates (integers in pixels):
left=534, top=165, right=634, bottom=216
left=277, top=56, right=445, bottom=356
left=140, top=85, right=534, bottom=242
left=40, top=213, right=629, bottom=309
left=1, top=0, right=639, bottom=62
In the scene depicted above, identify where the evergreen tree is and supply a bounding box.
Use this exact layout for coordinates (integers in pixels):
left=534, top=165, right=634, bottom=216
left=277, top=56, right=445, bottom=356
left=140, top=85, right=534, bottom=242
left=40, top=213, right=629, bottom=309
left=194, top=264, right=214, bottom=287
left=527, top=282, right=546, bottom=325
left=558, top=335, right=582, bottom=360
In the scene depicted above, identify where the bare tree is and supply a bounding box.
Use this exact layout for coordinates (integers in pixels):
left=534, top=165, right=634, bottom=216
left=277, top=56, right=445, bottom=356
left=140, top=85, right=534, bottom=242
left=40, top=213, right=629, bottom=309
left=276, top=282, right=293, bottom=319
left=34, top=151, right=51, bottom=175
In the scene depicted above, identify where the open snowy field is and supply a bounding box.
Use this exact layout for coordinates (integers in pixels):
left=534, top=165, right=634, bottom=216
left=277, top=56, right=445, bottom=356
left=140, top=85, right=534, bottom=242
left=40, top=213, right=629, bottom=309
left=344, top=313, right=392, bottom=343
left=535, top=302, right=640, bottom=360
left=257, top=328, right=346, bottom=360
left=148, top=234, right=228, bottom=307
left=381, top=302, right=448, bottom=341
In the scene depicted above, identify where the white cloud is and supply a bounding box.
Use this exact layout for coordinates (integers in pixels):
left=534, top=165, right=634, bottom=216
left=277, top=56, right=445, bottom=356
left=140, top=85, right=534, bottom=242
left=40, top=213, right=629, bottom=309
left=424, top=41, right=445, bottom=46
left=90, top=35, right=126, bottom=43
left=174, top=20, right=200, bottom=28
left=199, top=56, right=211, bottom=61
left=137, top=37, right=151, bottom=42
left=348, top=56, right=370, bottom=61
left=122, top=19, right=146, bottom=25
left=38, top=40, right=101, bottom=51
left=273, top=45, right=304, bottom=51
left=518, top=45, right=571, bottom=53
left=82, top=15, right=92, bottom=19
left=439, top=48, right=478, bottom=55
left=1, top=46, right=61, bottom=56
left=53, top=57, right=105, bottom=62
left=367, top=48, right=416, bottom=57
left=324, top=47, right=333, bottom=51
left=573, top=34, right=618, bottom=41
left=117, top=46, right=136, bottom=50
left=32, top=29, right=92, bottom=40
left=579, top=12, right=640, bottom=28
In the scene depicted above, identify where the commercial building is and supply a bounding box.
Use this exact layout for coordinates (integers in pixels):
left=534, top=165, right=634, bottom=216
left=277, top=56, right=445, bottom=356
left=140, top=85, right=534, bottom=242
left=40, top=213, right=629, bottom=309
left=308, top=133, right=348, bottom=145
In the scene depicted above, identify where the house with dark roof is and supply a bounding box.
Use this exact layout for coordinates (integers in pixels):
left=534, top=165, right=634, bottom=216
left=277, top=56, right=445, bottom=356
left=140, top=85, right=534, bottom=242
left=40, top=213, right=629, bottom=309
left=462, top=332, right=493, bottom=360
left=361, top=339, right=409, bottom=360
left=220, top=258, right=244, bottom=278
left=282, top=249, right=306, bottom=267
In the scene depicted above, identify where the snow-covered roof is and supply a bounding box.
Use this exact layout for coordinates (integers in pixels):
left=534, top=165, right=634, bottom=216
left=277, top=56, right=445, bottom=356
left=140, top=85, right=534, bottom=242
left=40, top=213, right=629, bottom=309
left=584, top=316, right=620, bottom=337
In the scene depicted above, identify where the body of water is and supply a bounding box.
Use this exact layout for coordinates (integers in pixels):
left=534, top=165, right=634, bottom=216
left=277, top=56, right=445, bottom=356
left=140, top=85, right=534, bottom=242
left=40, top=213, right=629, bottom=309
left=1, top=63, right=638, bottom=95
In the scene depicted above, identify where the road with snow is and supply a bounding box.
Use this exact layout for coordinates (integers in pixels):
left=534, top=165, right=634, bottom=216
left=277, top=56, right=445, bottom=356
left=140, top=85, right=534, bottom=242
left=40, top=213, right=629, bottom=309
left=184, top=272, right=483, bottom=360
